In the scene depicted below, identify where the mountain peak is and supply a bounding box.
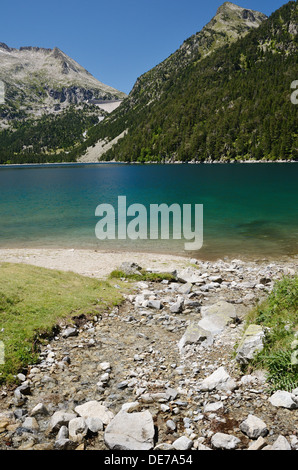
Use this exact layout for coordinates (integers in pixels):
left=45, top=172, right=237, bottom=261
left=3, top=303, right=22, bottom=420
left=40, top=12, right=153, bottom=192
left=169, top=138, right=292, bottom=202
left=0, top=42, right=126, bottom=124
left=0, top=42, right=11, bottom=52
left=217, top=1, right=261, bottom=14
left=212, top=2, right=267, bottom=35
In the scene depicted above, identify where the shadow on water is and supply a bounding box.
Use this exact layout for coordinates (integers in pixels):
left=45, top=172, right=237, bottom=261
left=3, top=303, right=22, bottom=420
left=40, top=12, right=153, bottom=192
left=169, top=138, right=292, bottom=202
left=235, top=220, right=285, bottom=240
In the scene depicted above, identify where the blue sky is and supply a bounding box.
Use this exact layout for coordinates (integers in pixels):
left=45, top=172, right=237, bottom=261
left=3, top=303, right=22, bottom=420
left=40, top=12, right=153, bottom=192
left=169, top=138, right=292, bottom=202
left=1, top=0, right=288, bottom=94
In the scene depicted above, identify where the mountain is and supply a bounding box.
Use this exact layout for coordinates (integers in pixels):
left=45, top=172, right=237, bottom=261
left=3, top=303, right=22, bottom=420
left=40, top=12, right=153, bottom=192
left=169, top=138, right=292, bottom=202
left=0, top=44, right=126, bottom=163
left=76, top=1, right=297, bottom=163
left=76, top=2, right=267, bottom=162
left=0, top=44, right=125, bottom=120
left=128, top=2, right=267, bottom=106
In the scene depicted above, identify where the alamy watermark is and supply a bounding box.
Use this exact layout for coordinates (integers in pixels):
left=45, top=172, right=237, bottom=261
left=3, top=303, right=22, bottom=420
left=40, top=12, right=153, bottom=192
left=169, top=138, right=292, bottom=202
left=290, top=80, right=298, bottom=105
left=95, top=196, right=203, bottom=251
left=0, top=80, right=5, bottom=104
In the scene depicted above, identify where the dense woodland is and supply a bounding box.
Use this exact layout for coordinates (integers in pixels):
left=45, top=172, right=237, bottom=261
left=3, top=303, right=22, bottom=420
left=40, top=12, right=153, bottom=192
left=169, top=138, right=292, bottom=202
left=71, top=1, right=297, bottom=163
left=0, top=1, right=297, bottom=164
left=0, top=106, right=100, bottom=164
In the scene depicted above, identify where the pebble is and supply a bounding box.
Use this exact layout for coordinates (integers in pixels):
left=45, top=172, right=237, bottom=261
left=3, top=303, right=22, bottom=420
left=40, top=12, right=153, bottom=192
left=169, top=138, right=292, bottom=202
left=0, top=257, right=297, bottom=451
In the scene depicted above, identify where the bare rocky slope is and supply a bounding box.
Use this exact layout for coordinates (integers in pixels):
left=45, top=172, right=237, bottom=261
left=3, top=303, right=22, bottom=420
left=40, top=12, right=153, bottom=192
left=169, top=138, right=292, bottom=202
left=0, top=43, right=126, bottom=125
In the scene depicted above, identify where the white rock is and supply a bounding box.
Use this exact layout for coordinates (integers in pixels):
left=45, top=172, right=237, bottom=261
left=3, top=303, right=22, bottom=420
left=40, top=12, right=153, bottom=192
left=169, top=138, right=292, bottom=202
left=178, top=322, right=211, bottom=351
left=30, top=403, right=49, bottom=417
left=154, top=443, right=174, bottom=450
left=271, top=435, right=291, bottom=450
left=57, top=426, right=68, bottom=440
left=236, top=324, right=265, bottom=364
left=269, top=390, right=298, bottom=409
left=240, top=414, right=268, bottom=439
left=17, top=373, right=26, bottom=382
left=47, top=411, right=77, bottom=434
left=199, top=366, right=237, bottom=392
left=198, top=301, right=237, bottom=335
left=247, top=436, right=267, bottom=450
left=23, top=416, right=39, bottom=431
left=121, top=402, right=141, bottom=413
left=178, top=283, right=192, bottom=294
left=204, top=402, right=224, bottom=413
left=75, top=401, right=114, bottom=425
left=68, top=417, right=88, bottom=442
left=170, top=297, right=184, bottom=313
left=62, top=327, right=78, bottom=338
left=166, top=419, right=176, bottom=431
left=85, top=417, right=104, bottom=433
left=172, top=436, right=193, bottom=450
left=100, top=372, right=110, bottom=383
left=148, top=299, right=162, bottom=310
left=290, top=435, right=298, bottom=450
left=28, top=367, right=40, bottom=376
left=211, top=432, right=240, bottom=450
left=177, top=268, right=202, bottom=284
left=104, top=410, right=155, bottom=450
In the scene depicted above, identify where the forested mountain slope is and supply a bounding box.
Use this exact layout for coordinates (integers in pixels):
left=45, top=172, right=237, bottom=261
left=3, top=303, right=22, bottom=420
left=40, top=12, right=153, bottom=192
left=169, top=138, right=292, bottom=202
left=76, top=1, right=297, bottom=163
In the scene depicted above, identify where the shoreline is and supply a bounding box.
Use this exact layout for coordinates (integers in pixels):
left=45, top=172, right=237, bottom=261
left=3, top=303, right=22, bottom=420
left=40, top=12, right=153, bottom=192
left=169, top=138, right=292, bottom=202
left=0, top=247, right=296, bottom=280
left=0, top=160, right=297, bottom=168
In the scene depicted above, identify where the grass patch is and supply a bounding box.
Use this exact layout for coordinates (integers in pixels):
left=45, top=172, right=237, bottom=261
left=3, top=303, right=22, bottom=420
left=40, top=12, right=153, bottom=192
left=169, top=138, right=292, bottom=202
left=245, top=275, right=298, bottom=392
left=109, top=269, right=176, bottom=282
left=0, top=263, right=125, bottom=384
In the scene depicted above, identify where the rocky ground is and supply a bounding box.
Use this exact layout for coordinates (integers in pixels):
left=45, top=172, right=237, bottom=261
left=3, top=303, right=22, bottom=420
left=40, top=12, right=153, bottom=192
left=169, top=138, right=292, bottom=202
left=0, top=257, right=297, bottom=451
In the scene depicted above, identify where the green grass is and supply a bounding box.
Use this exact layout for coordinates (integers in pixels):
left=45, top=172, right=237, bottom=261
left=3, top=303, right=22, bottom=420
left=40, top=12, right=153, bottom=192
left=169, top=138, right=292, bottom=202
left=0, top=263, right=125, bottom=384
left=109, top=269, right=176, bottom=282
left=245, top=275, right=298, bottom=392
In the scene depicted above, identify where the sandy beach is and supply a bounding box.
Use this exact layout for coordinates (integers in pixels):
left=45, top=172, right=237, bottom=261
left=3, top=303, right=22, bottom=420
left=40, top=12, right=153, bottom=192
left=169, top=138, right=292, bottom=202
left=0, top=248, right=191, bottom=279
left=0, top=247, right=297, bottom=281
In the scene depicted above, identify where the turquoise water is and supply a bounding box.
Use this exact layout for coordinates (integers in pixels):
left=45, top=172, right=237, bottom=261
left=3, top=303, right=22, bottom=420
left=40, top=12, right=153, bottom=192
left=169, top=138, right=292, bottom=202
left=0, top=163, right=297, bottom=259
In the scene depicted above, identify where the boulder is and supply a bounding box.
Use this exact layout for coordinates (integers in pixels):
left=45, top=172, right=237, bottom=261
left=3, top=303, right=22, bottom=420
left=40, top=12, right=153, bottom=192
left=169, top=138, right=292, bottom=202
left=271, top=435, right=291, bottom=450
left=30, top=403, right=49, bottom=417
left=62, top=327, right=78, bottom=338
left=68, top=417, right=88, bottom=442
left=211, top=432, right=240, bottom=450
left=170, top=297, right=184, bottom=314
left=47, top=411, right=77, bottom=434
left=199, top=366, right=237, bottom=392
left=247, top=436, right=267, bottom=450
left=269, top=390, right=298, bottom=409
left=75, top=400, right=114, bottom=425
left=172, top=436, right=193, bottom=450
left=22, top=417, right=39, bottom=432
left=178, top=322, right=211, bottom=351
left=236, top=324, right=265, bottom=364
left=147, top=299, right=162, bottom=310
left=240, top=414, right=268, bottom=439
left=204, top=401, right=224, bottom=413
left=85, top=417, right=104, bottom=433
left=119, top=262, right=142, bottom=276
left=198, top=301, right=237, bottom=335
left=104, top=410, right=155, bottom=450
left=177, top=268, right=202, bottom=284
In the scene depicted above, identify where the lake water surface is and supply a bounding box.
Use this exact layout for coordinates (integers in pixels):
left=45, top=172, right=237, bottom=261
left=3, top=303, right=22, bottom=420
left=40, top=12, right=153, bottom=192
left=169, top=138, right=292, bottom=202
left=0, top=163, right=297, bottom=259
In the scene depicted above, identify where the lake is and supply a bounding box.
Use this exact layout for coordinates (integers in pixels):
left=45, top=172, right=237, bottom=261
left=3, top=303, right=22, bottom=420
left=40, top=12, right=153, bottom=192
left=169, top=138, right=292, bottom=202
left=0, top=162, right=297, bottom=260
